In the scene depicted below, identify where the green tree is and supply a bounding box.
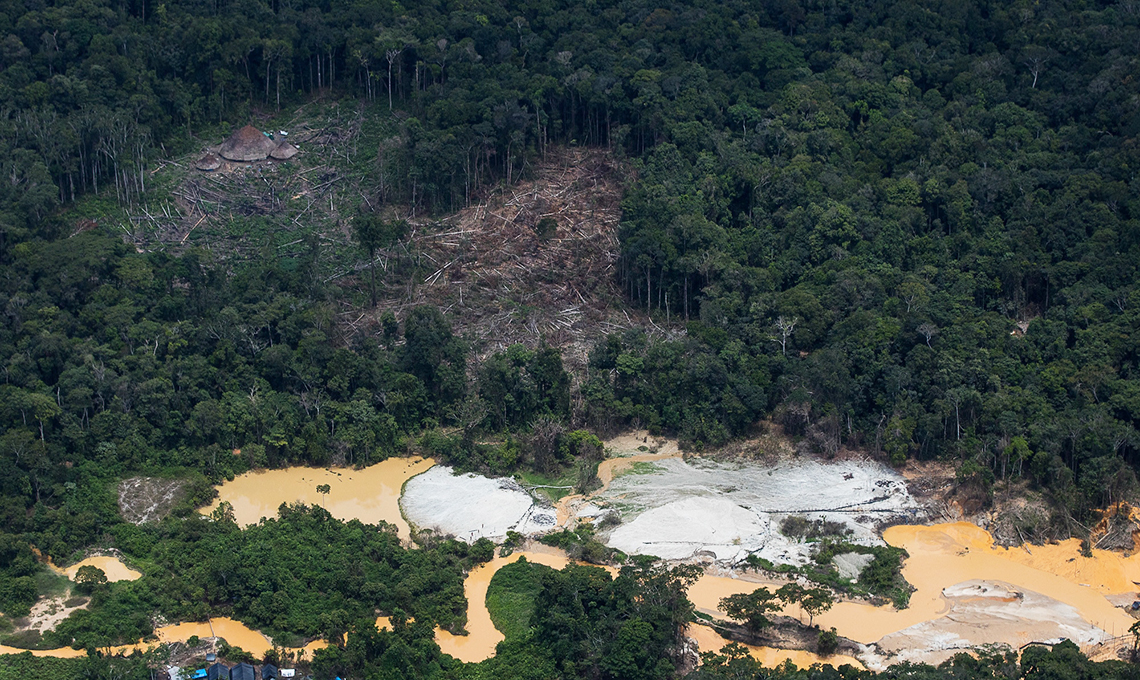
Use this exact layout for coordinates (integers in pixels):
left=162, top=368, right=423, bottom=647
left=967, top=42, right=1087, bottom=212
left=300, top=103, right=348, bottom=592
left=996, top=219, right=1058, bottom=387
left=401, top=306, right=466, bottom=411
left=799, top=587, right=835, bottom=626
left=773, top=581, right=837, bottom=626
left=73, top=565, right=108, bottom=594
left=719, top=587, right=780, bottom=634
left=351, top=212, right=406, bottom=307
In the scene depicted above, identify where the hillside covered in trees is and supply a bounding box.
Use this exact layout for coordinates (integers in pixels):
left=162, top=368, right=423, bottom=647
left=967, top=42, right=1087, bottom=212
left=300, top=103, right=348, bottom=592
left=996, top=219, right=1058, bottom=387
left=2, top=0, right=1140, bottom=675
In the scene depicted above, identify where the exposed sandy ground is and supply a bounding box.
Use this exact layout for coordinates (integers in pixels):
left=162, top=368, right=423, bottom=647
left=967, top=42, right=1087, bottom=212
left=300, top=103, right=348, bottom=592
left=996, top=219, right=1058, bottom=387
left=400, top=431, right=682, bottom=542
left=871, top=580, right=1107, bottom=667
left=555, top=430, right=682, bottom=525
left=400, top=466, right=557, bottom=541
left=19, top=594, right=89, bottom=638
left=3, top=554, right=142, bottom=651
left=598, top=456, right=924, bottom=565
left=171, top=428, right=1140, bottom=670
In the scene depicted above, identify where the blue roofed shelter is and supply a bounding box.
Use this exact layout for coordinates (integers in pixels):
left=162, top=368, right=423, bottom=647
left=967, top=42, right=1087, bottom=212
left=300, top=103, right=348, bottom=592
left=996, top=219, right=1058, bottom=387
left=207, top=663, right=231, bottom=680
left=261, top=664, right=278, bottom=679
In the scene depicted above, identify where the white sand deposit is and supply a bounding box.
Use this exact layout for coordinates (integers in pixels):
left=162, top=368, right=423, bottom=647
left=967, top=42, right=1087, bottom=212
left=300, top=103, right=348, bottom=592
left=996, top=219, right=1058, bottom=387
left=400, top=466, right=556, bottom=542
left=600, top=457, right=923, bottom=565
left=871, top=580, right=1108, bottom=667
left=834, top=552, right=876, bottom=579
left=608, top=497, right=772, bottom=561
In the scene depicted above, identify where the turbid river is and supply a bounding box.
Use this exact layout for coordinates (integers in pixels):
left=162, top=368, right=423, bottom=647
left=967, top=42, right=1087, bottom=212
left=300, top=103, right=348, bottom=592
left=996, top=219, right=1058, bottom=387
left=11, top=451, right=1140, bottom=668
left=686, top=623, right=863, bottom=668
left=434, top=547, right=576, bottom=662
left=0, top=614, right=326, bottom=660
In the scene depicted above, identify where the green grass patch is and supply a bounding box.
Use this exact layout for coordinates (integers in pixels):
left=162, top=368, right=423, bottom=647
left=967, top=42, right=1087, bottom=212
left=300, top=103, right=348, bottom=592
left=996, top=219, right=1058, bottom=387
left=485, top=558, right=557, bottom=641
left=614, top=461, right=663, bottom=479
left=0, top=629, right=51, bottom=650
left=515, top=469, right=577, bottom=503
left=34, top=568, right=71, bottom=599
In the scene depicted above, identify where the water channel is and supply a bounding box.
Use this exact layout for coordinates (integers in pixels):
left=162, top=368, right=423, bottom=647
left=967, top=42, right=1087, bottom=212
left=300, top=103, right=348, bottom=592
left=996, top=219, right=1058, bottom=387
left=11, top=452, right=1140, bottom=668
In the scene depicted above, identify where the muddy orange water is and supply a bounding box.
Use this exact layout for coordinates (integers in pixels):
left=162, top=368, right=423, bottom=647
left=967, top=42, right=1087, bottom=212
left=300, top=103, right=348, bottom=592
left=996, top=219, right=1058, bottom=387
left=0, top=644, right=88, bottom=658
left=687, top=623, right=863, bottom=668
left=435, top=548, right=574, bottom=662
left=109, top=617, right=325, bottom=658
left=11, top=513, right=1140, bottom=663
left=205, top=457, right=435, bottom=538
left=0, top=617, right=324, bottom=660
left=59, top=556, right=141, bottom=582
left=436, top=544, right=854, bottom=668
left=687, top=522, right=1140, bottom=647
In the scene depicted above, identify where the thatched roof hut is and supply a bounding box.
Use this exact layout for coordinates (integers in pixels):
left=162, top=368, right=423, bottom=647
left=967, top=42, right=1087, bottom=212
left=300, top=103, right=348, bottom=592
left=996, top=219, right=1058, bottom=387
left=269, top=142, right=298, bottom=160
left=219, top=126, right=276, bottom=161
left=195, top=153, right=221, bottom=171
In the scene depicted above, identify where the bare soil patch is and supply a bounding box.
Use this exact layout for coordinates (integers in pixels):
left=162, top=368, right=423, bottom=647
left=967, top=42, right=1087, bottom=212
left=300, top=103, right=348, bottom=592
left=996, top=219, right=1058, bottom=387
left=357, top=147, right=679, bottom=371
left=119, top=477, right=188, bottom=524
left=1, top=593, right=89, bottom=649
left=598, top=455, right=925, bottom=565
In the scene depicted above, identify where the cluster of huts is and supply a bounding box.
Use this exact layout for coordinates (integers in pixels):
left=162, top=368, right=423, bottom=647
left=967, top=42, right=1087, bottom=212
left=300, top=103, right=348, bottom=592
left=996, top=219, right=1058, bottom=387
left=169, top=661, right=299, bottom=680
left=195, top=125, right=299, bottom=171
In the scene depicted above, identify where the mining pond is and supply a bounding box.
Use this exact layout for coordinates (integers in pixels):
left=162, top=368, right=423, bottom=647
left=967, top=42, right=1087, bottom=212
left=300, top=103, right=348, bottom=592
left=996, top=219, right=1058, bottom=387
left=205, top=456, right=434, bottom=539
left=13, top=440, right=1140, bottom=669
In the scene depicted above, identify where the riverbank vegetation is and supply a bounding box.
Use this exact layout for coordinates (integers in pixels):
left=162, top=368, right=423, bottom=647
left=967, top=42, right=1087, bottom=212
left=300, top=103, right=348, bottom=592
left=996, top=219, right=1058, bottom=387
left=0, top=653, right=154, bottom=680
left=45, top=503, right=484, bottom=649
left=472, top=557, right=701, bottom=680
left=691, top=642, right=1139, bottom=680
left=743, top=534, right=911, bottom=609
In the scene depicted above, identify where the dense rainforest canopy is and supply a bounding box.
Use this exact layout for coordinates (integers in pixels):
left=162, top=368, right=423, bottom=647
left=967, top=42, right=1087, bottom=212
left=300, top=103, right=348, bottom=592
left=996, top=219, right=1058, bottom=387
left=2, top=0, right=1140, bottom=676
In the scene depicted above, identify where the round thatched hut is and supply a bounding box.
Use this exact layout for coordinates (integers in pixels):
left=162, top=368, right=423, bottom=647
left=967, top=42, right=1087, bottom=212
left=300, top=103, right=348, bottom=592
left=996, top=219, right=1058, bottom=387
left=195, top=153, right=222, bottom=171
left=270, top=142, right=298, bottom=160
left=219, top=126, right=277, bottom=162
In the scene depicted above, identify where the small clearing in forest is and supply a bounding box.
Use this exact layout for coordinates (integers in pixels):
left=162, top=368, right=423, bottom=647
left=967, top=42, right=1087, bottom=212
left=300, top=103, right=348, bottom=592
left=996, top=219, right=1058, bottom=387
left=118, top=477, right=187, bottom=524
